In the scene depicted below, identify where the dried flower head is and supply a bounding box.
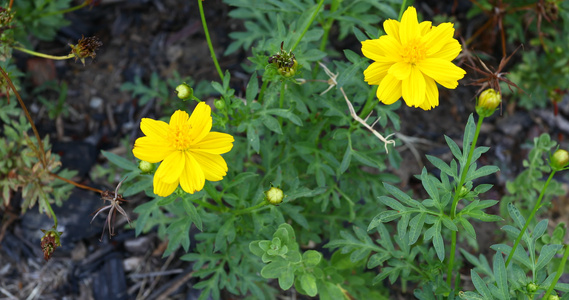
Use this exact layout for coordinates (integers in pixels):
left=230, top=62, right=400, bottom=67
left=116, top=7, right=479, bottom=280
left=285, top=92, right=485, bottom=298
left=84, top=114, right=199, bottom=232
left=69, top=36, right=102, bottom=65
left=268, top=42, right=298, bottom=77
left=91, top=177, right=131, bottom=240
left=40, top=228, right=62, bottom=261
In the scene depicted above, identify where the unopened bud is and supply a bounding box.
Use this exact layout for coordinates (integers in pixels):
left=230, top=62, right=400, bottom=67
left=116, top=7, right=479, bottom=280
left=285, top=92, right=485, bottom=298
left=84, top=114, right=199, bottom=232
left=265, top=186, right=284, bottom=205
left=176, top=83, right=193, bottom=100
left=551, top=149, right=569, bottom=170
left=476, top=89, right=501, bottom=117
left=138, top=160, right=154, bottom=174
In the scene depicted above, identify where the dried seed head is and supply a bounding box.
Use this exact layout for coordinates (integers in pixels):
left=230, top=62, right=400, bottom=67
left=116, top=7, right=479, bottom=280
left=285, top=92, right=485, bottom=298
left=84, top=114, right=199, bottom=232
left=69, top=36, right=103, bottom=65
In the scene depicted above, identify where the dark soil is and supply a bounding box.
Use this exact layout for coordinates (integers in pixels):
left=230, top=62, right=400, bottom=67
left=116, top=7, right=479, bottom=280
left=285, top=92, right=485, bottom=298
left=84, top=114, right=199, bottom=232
left=1, top=0, right=569, bottom=299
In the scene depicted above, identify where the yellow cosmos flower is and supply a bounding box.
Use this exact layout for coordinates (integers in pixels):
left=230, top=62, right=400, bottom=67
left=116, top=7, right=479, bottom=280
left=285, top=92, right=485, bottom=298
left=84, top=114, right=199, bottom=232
left=133, top=102, right=234, bottom=197
left=362, top=6, right=466, bottom=110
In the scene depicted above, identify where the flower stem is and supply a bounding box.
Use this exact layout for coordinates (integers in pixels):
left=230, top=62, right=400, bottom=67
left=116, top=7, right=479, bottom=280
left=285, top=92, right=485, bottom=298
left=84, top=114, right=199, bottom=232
left=543, top=244, right=569, bottom=299
left=38, top=1, right=89, bottom=18
left=233, top=201, right=268, bottom=216
left=197, top=0, right=224, bottom=82
left=398, top=0, right=408, bottom=20
left=446, top=115, right=485, bottom=286
left=45, top=200, right=58, bottom=228
left=290, top=0, right=325, bottom=52
left=258, top=79, right=269, bottom=104
left=505, top=171, right=556, bottom=267
left=13, top=46, right=74, bottom=60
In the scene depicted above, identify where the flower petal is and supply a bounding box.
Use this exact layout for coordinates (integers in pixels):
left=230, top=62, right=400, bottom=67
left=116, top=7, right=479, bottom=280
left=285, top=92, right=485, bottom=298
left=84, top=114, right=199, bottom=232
left=155, top=151, right=185, bottom=184
left=192, top=132, right=234, bottom=154
left=362, top=37, right=401, bottom=63
left=179, top=152, right=205, bottom=194
left=418, top=21, right=432, bottom=36
left=383, top=19, right=400, bottom=41
left=377, top=73, right=402, bottom=105
left=423, top=23, right=455, bottom=56
left=153, top=176, right=179, bottom=197
left=133, top=136, right=175, bottom=163
left=400, top=6, right=420, bottom=45
left=140, top=118, right=169, bottom=139
left=417, top=58, right=466, bottom=89
left=419, top=75, right=439, bottom=110
left=429, top=38, right=461, bottom=61
left=364, top=61, right=392, bottom=85
left=389, top=61, right=412, bottom=80
left=191, top=151, right=228, bottom=181
left=401, top=67, right=426, bottom=107
left=189, top=102, right=212, bottom=144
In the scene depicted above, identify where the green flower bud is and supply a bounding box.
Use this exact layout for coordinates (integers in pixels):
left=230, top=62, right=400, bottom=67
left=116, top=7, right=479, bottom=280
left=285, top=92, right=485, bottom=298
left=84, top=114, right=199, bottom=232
left=551, top=149, right=569, bottom=170
left=138, top=160, right=155, bottom=174
left=265, top=186, right=284, bottom=205
left=548, top=295, right=559, bottom=300
left=526, top=282, right=538, bottom=293
left=175, top=83, right=193, bottom=100
left=214, top=99, right=225, bottom=110
left=476, top=89, right=501, bottom=117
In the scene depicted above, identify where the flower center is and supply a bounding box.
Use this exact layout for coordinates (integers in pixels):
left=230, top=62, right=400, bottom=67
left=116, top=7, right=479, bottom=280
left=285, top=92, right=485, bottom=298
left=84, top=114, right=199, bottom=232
left=169, top=125, right=192, bottom=151
left=401, top=38, right=426, bottom=65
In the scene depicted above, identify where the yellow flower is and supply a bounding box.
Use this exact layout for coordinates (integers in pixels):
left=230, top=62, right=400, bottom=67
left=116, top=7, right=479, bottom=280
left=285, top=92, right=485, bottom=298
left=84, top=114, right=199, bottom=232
left=361, top=6, right=466, bottom=110
left=133, top=102, right=234, bottom=197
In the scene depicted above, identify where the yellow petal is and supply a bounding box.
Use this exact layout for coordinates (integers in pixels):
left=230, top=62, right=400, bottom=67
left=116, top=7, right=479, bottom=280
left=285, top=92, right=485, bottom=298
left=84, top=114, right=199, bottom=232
left=155, top=151, right=185, bottom=183
left=362, top=39, right=385, bottom=62
left=153, top=175, right=179, bottom=197
left=191, top=151, right=228, bottom=181
left=133, top=136, right=175, bottom=163
left=417, top=58, right=466, bottom=89
left=179, top=152, right=205, bottom=194
left=419, top=75, right=439, bottom=110
left=377, top=73, right=402, bottom=105
left=169, top=110, right=190, bottom=128
left=192, top=132, right=234, bottom=154
left=429, top=38, right=461, bottom=61
left=400, top=6, right=420, bottom=45
left=140, top=118, right=169, bottom=139
left=389, top=61, right=412, bottom=80
left=383, top=19, right=400, bottom=41
left=189, top=102, right=212, bottom=144
left=362, top=36, right=401, bottom=63
left=423, top=23, right=455, bottom=56
left=364, top=61, right=391, bottom=85
left=418, top=21, right=432, bottom=36
left=401, top=67, right=426, bottom=107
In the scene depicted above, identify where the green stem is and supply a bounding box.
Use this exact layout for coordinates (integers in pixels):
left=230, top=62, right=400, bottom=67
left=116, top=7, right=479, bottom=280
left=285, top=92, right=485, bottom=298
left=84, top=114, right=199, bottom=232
left=358, top=86, right=378, bottom=119
left=543, top=244, right=569, bottom=299
left=446, top=115, right=485, bottom=286
left=290, top=0, right=325, bottom=52
left=233, top=201, right=268, bottom=216
left=193, top=198, right=222, bottom=212
left=13, top=46, right=74, bottom=60
left=198, top=0, right=224, bottom=82
left=505, top=171, right=556, bottom=267
left=45, top=201, right=58, bottom=228
left=279, top=81, right=285, bottom=109
left=398, top=0, right=408, bottom=21
left=38, top=1, right=89, bottom=17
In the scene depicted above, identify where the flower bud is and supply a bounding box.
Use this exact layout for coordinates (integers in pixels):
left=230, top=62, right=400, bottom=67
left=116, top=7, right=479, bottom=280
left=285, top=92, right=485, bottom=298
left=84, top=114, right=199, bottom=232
left=214, top=99, right=225, bottom=110
left=176, top=83, right=193, bottom=100
left=476, top=89, right=501, bottom=117
left=526, top=282, right=538, bottom=293
left=551, top=149, right=569, bottom=170
left=268, top=42, right=298, bottom=78
left=138, top=160, right=154, bottom=174
left=265, top=186, right=284, bottom=205
left=548, top=295, right=559, bottom=300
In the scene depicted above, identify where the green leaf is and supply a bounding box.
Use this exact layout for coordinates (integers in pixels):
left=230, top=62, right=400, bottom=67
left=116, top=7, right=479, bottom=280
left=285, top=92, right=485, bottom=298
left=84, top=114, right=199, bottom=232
left=471, top=270, right=492, bottom=300
left=507, top=203, right=526, bottom=231
left=408, top=213, right=426, bottom=245
left=279, top=266, right=295, bottom=290
left=339, top=143, right=352, bottom=174
left=246, top=71, right=258, bottom=104
left=444, top=135, right=462, bottom=161
left=224, top=172, right=259, bottom=189
left=378, top=196, right=406, bottom=212
left=123, top=175, right=151, bottom=197
left=303, top=250, right=322, bottom=267
left=214, top=217, right=236, bottom=252
left=101, top=150, right=137, bottom=171
left=536, top=244, right=562, bottom=271
left=261, top=114, right=282, bottom=134
left=247, top=124, right=260, bottom=153
left=384, top=183, right=420, bottom=207
left=492, top=252, right=509, bottom=300
left=441, top=215, right=458, bottom=232
left=300, top=273, right=318, bottom=297
left=426, top=155, right=453, bottom=177
left=490, top=244, right=531, bottom=269
left=458, top=217, right=476, bottom=239
left=182, top=198, right=203, bottom=231
left=261, top=260, right=288, bottom=279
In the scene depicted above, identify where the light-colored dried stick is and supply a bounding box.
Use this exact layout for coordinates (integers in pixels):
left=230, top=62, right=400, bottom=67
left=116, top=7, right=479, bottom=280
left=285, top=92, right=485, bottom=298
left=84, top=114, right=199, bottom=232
left=318, top=62, right=396, bottom=153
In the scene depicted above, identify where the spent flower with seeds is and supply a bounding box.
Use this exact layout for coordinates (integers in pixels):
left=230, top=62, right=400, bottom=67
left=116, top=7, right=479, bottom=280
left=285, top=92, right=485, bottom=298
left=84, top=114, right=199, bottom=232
left=91, top=177, right=131, bottom=240
left=361, top=6, right=466, bottom=110
left=133, top=102, right=234, bottom=197
left=69, top=36, right=102, bottom=65
left=40, top=227, right=62, bottom=261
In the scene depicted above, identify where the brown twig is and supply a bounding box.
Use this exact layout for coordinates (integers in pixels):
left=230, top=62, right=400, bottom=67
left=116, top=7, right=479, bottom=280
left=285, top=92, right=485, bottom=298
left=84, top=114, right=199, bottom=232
left=49, top=172, right=103, bottom=194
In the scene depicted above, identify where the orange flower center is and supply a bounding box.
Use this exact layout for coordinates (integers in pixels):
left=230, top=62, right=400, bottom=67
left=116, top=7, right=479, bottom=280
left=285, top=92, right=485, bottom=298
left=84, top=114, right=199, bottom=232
left=402, top=38, right=426, bottom=65
left=169, top=125, right=192, bottom=151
